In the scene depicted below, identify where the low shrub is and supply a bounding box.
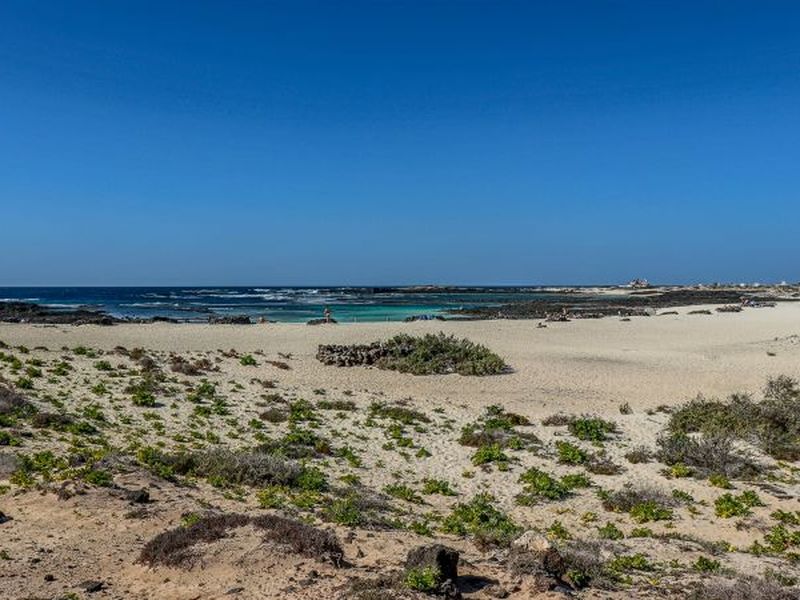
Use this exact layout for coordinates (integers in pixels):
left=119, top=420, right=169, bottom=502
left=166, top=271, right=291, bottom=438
left=404, top=566, right=441, bottom=592
left=602, top=486, right=675, bottom=523
left=687, top=575, right=798, bottom=600
left=318, top=333, right=508, bottom=376
left=598, top=522, right=624, bottom=540
left=569, top=416, right=618, bottom=442
left=668, top=377, right=800, bottom=460
left=441, top=493, right=520, bottom=548
left=459, top=405, right=539, bottom=451
left=384, top=483, right=423, bottom=504
left=656, top=433, right=759, bottom=479
left=714, top=491, right=763, bottom=518
left=624, top=446, right=653, bottom=464
left=138, top=512, right=343, bottom=568
left=556, top=441, right=587, bottom=465
left=421, top=478, right=457, bottom=496
left=516, top=467, right=590, bottom=504
left=471, top=443, right=508, bottom=467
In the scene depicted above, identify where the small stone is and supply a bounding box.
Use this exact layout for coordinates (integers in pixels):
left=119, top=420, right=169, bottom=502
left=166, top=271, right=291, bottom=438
left=512, top=531, right=553, bottom=555
left=79, top=580, right=105, bottom=593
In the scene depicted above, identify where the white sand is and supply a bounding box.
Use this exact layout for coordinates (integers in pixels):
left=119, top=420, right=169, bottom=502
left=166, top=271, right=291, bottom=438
left=3, top=302, right=799, bottom=414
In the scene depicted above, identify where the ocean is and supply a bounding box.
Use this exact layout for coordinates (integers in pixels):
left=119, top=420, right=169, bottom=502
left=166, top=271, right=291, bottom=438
left=0, top=286, right=563, bottom=323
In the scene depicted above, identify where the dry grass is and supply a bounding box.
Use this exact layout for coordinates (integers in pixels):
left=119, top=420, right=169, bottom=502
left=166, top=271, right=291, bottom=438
left=138, top=512, right=344, bottom=568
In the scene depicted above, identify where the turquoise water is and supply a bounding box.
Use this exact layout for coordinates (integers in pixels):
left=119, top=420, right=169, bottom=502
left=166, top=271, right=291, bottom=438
left=0, top=286, right=562, bottom=323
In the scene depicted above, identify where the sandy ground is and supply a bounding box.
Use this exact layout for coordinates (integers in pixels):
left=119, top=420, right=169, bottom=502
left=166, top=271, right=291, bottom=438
left=3, top=302, right=799, bottom=412
left=1, top=303, right=799, bottom=600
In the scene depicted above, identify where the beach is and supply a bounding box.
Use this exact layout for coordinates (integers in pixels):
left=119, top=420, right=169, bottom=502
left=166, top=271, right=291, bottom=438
left=1, top=302, right=800, bottom=599
left=2, top=301, right=798, bottom=410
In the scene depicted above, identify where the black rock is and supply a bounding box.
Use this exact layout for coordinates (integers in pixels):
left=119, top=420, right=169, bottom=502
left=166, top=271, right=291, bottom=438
left=0, top=511, right=10, bottom=524
left=307, top=318, right=338, bottom=326
left=125, top=488, right=151, bottom=504
left=208, top=315, right=252, bottom=325
left=0, top=302, right=117, bottom=325
left=405, top=544, right=459, bottom=582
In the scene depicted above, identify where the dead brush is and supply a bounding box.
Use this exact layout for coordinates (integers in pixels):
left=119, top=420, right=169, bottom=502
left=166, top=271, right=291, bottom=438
left=138, top=512, right=344, bottom=568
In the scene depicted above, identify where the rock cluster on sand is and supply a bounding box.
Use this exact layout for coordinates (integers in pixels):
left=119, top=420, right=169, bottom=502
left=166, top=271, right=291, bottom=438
left=316, top=342, right=391, bottom=366
left=207, top=315, right=252, bottom=325
left=0, top=302, right=116, bottom=325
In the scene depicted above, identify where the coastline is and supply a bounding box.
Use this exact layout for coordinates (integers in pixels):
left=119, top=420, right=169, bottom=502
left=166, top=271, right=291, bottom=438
left=1, top=283, right=798, bottom=325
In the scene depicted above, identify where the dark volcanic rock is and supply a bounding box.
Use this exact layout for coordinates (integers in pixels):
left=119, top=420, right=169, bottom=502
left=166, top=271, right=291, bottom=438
left=405, top=544, right=460, bottom=582
left=316, top=342, right=390, bottom=367
left=208, top=315, right=252, bottom=324
left=307, top=318, right=338, bottom=325
left=450, top=288, right=790, bottom=321
left=125, top=488, right=151, bottom=504
left=150, top=316, right=179, bottom=323
left=0, top=302, right=116, bottom=325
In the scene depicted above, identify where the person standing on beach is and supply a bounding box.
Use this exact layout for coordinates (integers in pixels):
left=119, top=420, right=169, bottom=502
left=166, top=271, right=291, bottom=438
left=323, top=306, right=332, bottom=323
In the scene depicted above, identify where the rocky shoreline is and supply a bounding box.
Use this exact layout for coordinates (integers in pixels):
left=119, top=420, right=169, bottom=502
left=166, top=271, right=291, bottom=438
left=2, top=286, right=798, bottom=325
left=448, top=287, right=798, bottom=320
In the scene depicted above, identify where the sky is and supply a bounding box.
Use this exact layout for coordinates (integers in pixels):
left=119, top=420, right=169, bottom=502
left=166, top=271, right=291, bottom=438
left=1, top=1, right=799, bottom=286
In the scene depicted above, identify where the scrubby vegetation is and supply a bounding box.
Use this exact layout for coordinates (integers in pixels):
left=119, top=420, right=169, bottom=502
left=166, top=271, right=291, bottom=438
left=441, top=493, right=520, bottom=548
left=3, top=336, right=800, bottom=599
left=656, top=433, right=760, bottom=479
left=459, top=405, right=538, bottom=452
left=317, top=333, right=508, bottom=376
left=667, top=376, right=800, bottom=460
left=601, top=486, right=676, bottom=523
left=515, top=466, right=590, bottom=504
left=138, top=512, right=343, bottom=568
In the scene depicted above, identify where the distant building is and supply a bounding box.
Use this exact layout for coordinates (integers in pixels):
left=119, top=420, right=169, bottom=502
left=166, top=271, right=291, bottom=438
left=627, top=278, right=650, bottom=289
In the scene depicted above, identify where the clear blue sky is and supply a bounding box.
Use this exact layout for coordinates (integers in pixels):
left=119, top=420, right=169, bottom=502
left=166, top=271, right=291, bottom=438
left=1, top=1, right=798, bottom=286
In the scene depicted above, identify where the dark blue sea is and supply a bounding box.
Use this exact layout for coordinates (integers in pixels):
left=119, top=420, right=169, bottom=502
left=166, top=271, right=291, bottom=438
left=0, top=287, right=563, bottom=323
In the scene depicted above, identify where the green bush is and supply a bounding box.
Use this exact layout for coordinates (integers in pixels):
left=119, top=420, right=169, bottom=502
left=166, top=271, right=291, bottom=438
left=441, top=493, right=520, bottom=547
left=240, top=354, right=258, bottom=366
left=379, top=333, right=507, bottom=375
left=516, top=467, right=590, bottom=504
left=693, top=556, right=721, bottom=572
left=598, top=522, right=624, bottom=540
left=569, top=416, right=618, bottom=442
left=556, top=441, right=587, bottom=465
left=471, top=443, right=508, bottom=466
left=602, top=486, right=675, bottom=523
left=320, top=333, right=507, bottom=376
left=384, top=483, right=423, bottom=504
left=405, top=566, right=441, bottom=592
left=459, top=405, right=539, bottom=451
left=629, top=500, right=674, bottom=523
left=714, top=491, right=764, bottom=518
left=421, top=478, right=457, bottom=496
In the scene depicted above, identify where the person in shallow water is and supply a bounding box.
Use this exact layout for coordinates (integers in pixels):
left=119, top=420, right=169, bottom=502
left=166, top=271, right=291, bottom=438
left=323, top=306, right=332, bottom=323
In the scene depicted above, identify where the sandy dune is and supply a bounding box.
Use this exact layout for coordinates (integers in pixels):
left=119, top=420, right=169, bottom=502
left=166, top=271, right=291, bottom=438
left=1, top=303, right=799, bottom=599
